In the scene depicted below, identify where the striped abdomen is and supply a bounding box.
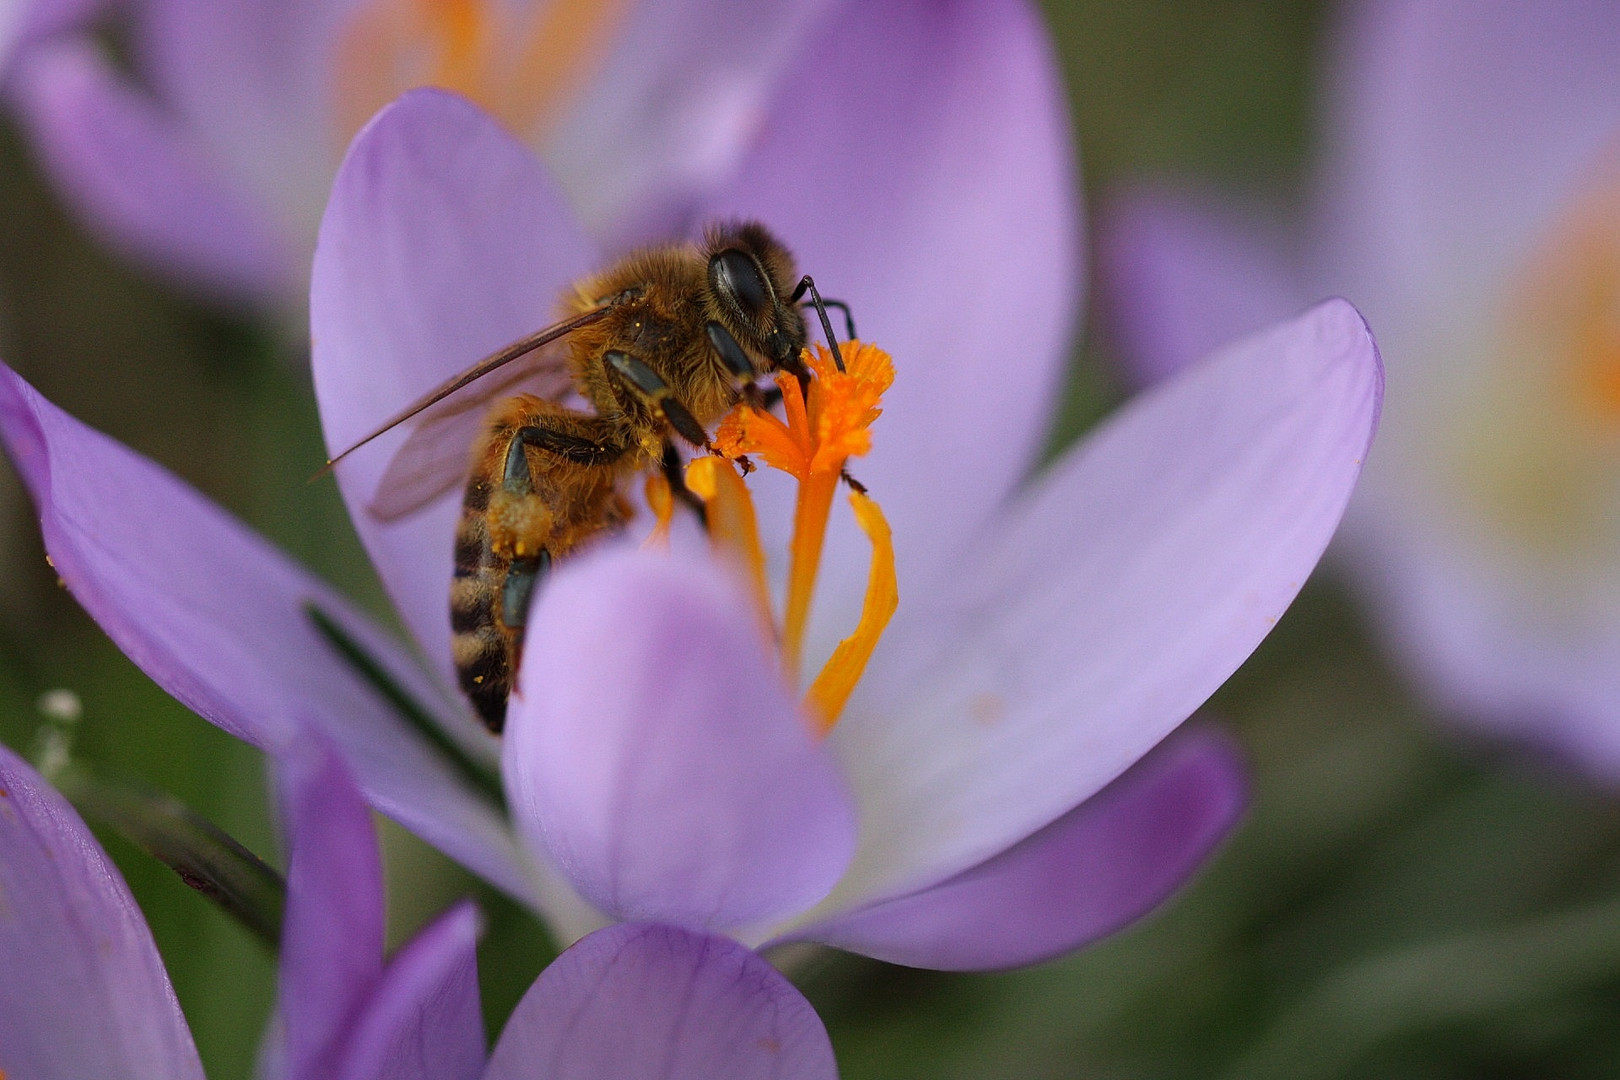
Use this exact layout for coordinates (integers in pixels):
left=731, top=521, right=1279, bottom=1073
left=449, top=397, right=633, bottom=733
left=450, top=474, right=526, bottom=733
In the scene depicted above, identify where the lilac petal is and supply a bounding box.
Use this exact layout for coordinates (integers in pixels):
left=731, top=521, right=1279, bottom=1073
left=0, top=363, right=531, bottom=897
left=0, top=744, right=205, bottom=1080
left=1319, top=0, right=1620, bottom=314
left=796, top=727, right=1245, bottom=969
left=547, top=0, right=840, bottom=246
left=1099, top=187, right=1303, bottom=389
left=503, top=549, right=856, bottom=931
left=10, top=0, right=107, bottom=50
left=337, top=901, right=485, bottom=1080
left=137, top=0, right=350, bottom=243
left=7, top=38, right=292, bottom=302
left=484, top=922, right=836, bottom=1080
left=822, top=299, right=1382, bottom=909
left=312, top=88, right=599, bottom=690
left=278, top=740, right=386, bottom=1080
left=699, top=0, right=1082, bottom=614
left=1346, top=513, right=1620, bottom=778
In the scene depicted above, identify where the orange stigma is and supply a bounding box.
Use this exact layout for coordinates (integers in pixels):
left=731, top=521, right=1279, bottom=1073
left=694, top=341, right=899, bottom=733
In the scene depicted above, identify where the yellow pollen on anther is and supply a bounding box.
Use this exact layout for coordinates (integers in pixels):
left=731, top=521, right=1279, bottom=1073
left=701, top=341, right=898, bottom=732
left=334, top=0, right=631, bottom=147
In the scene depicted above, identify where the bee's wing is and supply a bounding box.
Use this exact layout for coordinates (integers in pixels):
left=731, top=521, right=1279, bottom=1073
left=321, top=305, right=613, bottom=518
left=365, top=361, right=562, bottom=520
left=325, top=305, right=613, bottom=470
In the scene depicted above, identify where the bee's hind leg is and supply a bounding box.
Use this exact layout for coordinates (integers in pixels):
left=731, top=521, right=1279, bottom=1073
left=501, top=549, right=551, bottom=632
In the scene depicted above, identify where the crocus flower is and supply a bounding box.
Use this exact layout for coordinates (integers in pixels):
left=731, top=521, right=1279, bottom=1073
left=0, top=738, right=838, bottom=1079
left=6, top=0, right=869, bottom=309
left=0, top=0, right=1381, bottom=974
left=1099, top=0, right=1620, bottom=777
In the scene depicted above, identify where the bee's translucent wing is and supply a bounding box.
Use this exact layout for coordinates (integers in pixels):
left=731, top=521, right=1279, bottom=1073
left=320, top=304, right=614, bottom=519
left=325, top=304, right=613, bottom=469
left=365, top=361, right=563, bottom=520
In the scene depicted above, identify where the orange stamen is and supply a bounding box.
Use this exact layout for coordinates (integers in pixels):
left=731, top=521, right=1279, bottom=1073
left=686, top=456, right=774, bottom=632
left=642, top=471, right=674, bottom=548
left=713, top=341, right=898, bottom=731
left=782, top=466, right=838, bottom=680
left=804, top=492, right=897, bottom=731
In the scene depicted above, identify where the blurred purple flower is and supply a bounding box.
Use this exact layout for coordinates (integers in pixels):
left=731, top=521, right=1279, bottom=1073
left=1099, top=0, right=1620, bottom=778
left=0, top=739, right=838, bottom=1080
left=4, top=0, right=849, bottom=309
left=0, top=0, right=1381, bottom=969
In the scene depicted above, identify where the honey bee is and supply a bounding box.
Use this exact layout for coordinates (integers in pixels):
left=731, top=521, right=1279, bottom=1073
left=327, top=222, right=854, bottom=732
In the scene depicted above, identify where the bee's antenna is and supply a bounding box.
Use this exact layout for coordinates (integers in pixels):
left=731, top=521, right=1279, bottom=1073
left=791, top=276, right=846, bottom=373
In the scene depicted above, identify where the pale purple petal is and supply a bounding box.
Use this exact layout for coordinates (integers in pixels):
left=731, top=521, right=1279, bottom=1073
left=312, top=88, right=599, bottom=691
left=6, top=37, right=292, bottom=302
left=819, top=299, right=1382, bottom=909
left=549, top=0, right=840, bottom=246
left=137, top=0, right=351, bottom=244
left=1347, top=512, right=1620, bottom=778
left=1318, top=0, right=1620, bottom=316
left=0, top=363, right=531, bottom=897
left=0, top=744, right=205, bottom=1080
left=796, top=727, right=1245, bottom=969
left=698, top=0, right=1081, bottom=624
left=484, top=923, right=836, bottom=1080
left=278, top=739, right=386, bottom=1080
left=337, top=901, right=486, bottom=1080
left=9, top=0, right=107, bottom=49
left=1099, top=187, right=1303, bottom=388
left=0, top=0, right=24, bottom=70
left=503, top=549, right=856, bottom=931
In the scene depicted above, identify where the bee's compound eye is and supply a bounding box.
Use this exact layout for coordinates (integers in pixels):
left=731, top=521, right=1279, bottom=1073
left=711, top=249, right=771, bottom=319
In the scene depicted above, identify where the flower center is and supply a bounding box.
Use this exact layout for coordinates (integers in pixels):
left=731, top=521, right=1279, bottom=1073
left=332, top=0, right=630, bottom=147
left=686, top=341, right=899, bottom=734
left=1428, top=153, right=1620, bottom=591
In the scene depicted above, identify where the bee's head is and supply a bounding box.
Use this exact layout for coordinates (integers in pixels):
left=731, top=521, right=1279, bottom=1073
left=704, top=221, right=808, bottom=375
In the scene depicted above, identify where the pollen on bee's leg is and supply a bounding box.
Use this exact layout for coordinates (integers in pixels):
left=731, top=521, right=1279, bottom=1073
left=686, top=456, right=774, bottom=632
left=805, top=492, right=896, bottom=733
left=643, top=472, right=675, bottom=548
left=487, top=489, right=552, bottom=557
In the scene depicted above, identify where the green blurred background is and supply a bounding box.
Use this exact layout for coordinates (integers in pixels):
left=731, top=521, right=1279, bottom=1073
left=5, top=2, right=1620, bottom=1077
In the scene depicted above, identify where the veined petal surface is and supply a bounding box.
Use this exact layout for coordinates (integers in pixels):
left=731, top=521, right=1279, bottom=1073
left=822, top=299, right=1382, bottom=909
left=549, top=0, right=841, bottom=245
left=278, top=741, right=386, bottom=1080
left=483, top=922, right=836, bottom=1080
left=337, top=901, right=486, bottom=1080
left=701, top=0, right=1081, bottom=631
left=503, top=549, right=856, bottom=931
left=799, top=727, right=1245, bottom=969
left=0, top=363, right=530, bottom=897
